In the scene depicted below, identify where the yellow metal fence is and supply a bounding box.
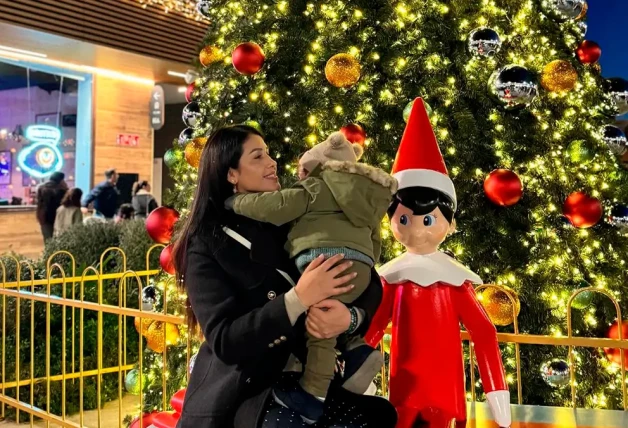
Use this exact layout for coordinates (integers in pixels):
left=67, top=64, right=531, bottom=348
left=0, top=248, right=626, bottom=427
left=0, top=246, right=189, bottom=427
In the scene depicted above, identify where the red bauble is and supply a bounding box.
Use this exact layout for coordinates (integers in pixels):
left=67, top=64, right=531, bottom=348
left=340, top=124, right=366, bottom=146
left=129, top=412, right=159, bottom=428
left=563, top=191, right=602, bottom=228
left=483, top=169, right=523, bottom=207
left=160, top=244, right=175, bottom=275
left=170, top=388, right=186, bottom=413
left=152, top=411, right=180, bottom=428
left=576, top=40, right=601, bottom=64
left=232, top=42, right=265, bottom=75
left=146, top=207, right=180, bottom=244
left=185, top=83, right=196, bottom=103
left=604, top=320, right=628, bottom=369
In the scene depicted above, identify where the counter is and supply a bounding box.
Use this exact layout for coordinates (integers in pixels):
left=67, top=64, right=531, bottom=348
left=0, top=206, right=43, bottom=258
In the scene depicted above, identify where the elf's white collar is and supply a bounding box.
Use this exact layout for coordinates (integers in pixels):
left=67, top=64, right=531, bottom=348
left=378, top=251, right=482, bottom=287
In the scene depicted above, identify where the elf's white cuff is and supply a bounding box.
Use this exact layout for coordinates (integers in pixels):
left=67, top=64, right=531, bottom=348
left=487, top=390, right=511, bottom=427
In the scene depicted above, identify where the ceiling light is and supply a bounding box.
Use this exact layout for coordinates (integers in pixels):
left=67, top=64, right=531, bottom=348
left=168, top=71, right=187, bottom=79
left=0, top=45, right=47, bottom=58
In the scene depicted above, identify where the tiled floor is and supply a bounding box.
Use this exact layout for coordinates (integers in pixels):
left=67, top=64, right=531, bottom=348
left=0, top=394, right=139, bottom=427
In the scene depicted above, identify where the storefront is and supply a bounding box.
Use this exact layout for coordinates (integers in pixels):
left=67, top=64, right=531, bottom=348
left=0, top=0, right=206, bottom=255
left=0, top=60, right=92, bottom=206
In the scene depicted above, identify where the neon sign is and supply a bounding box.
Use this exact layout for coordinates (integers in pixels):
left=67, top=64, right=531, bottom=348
left=18, top=125, right=64, bottom=178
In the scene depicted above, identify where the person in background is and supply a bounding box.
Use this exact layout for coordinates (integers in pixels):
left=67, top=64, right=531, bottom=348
left=36, top=171, right=68, bottom=242
left=53, top=188, right=83, bottom=236
left=82, top=168, right=119, bottom=219
left=132, top=180, right=158, bottom=219
left=115, top=203, right=135, bottom=223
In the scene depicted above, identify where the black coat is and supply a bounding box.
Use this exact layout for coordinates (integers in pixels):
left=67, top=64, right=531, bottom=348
left=36, top=181, right=67, bottom=225
left=177, top=214, right=384, bottom=428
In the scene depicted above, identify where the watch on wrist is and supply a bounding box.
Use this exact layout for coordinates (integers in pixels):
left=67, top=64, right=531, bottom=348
left=347, top=307, right=358, bottom=334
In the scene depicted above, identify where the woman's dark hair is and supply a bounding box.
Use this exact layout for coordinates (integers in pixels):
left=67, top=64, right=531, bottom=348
left=133, top=180, right=149, bottom=195
left=387, top=186, right=455, bottom=224
left=172, top=125, right=263, bottom=334
left=118, top=203, right=135, bottom=219
left=61, top=188, right=83, bottom=208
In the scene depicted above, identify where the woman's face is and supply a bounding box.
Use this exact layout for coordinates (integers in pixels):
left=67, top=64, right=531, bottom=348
left=228, top=134, right=279, bottom=193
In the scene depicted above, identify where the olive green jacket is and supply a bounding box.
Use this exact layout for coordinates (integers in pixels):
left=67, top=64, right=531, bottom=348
left=232, top=160, right=398, bottom=262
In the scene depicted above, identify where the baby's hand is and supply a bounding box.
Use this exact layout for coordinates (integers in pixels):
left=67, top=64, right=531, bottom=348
left=224, top=195, right=237, bottom=210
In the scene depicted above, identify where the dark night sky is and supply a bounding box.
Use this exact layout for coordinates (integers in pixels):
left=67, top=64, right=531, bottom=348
left=587, top=0, right=628, bottom=80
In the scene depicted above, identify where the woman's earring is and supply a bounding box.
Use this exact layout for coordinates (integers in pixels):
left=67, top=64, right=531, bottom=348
left=230, top=180, right=237, bottom=193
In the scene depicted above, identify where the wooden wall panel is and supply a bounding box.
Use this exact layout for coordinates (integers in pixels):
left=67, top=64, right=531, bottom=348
left=93, top=76, right=153, bottom=186
left=0, top=209, right=43, bottom=258
left=0, top=0, right=206, bottom=64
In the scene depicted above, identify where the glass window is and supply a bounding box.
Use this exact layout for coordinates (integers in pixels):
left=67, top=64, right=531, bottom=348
left=0, top=61, right=79, bottom=206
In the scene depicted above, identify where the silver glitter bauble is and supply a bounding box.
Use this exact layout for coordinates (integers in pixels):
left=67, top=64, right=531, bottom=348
left=540, top=359, right=570, bottom=388
left=184, top=70, right=200, bottom=85
left=178, top=128, right=194, bottom=147
left=468, top=27, right=502, bottom=57
left=543, top=0, right=587, bottom=21
left=605, top=78, right=628, bottom=116
left=609, top=204, right=628, bottom=233
left=189, top=352, right=198, bottom=375
left=600, top=125, right=628, bottom=156
left=196, top=0, right=211, bottom=18
left=576, top=20, right=588, bottom=37
left=489, top=65, right=538, bottom=110
left=141, top=285, right=157, bottom=311
left=182, top=102, right=202, bottom=128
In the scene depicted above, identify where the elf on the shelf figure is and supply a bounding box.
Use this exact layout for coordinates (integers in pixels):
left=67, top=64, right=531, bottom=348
left=365, top=99, right=511, bottom=428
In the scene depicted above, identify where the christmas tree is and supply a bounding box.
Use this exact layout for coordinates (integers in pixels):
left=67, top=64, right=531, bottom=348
left=145, top=0, right=628, bottom=413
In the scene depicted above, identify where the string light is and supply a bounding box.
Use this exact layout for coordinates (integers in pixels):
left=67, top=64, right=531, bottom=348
left=148, top=0, right=628, bottom=415
left=134, top=0, right=206, bottom=19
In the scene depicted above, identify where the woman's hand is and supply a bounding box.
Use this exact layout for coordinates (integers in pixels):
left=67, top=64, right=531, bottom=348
left=294, top=254, right=356, bottom=307
left=306, top=300, right=352, bottom=339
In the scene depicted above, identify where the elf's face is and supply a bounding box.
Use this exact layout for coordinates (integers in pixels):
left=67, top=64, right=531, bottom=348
left=390, top=204, right=455, bottom=255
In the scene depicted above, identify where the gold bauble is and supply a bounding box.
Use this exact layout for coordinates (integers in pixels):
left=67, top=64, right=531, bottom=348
left=185, top=137, right=207, bottom=169
left=541, top=60, right=578, bottom=92
left=577, top=1, right=588, bottom=20
left=480, top=285, right=521, bottom=326
left=134, top=317, right=154, bottom=336
left=199, top=46, right=223, bottom=67
left=145, top=321, right=180, bottom=352
left=147, top=337, right=164, bottom=353
left=325, top=53, right=361, bottom=88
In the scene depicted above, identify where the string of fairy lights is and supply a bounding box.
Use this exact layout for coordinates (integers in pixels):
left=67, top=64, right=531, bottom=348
left=130, top=0, right=628, bottom=414
left=133, top=0, right=203, bottom=19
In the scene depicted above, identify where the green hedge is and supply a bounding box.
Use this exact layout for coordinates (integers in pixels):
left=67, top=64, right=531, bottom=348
left=0, top=220, right=160, bottom=422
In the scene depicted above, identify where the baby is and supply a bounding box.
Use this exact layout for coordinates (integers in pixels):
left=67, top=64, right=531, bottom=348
left=226, top=131, right=397, bottom=424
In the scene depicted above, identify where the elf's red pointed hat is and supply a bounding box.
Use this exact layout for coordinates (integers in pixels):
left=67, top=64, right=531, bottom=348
left=392, top=97, right=457, bottom=209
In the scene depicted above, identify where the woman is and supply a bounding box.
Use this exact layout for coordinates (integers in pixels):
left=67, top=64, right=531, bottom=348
left=132, top=180, right=158, bottom=219
left=173, top=126, right=396, bottom=428
left=53, top=187, right=83, bottom=236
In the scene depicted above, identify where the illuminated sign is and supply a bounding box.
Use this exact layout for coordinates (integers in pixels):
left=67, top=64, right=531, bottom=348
left=17, top=125, right=64, bottom=178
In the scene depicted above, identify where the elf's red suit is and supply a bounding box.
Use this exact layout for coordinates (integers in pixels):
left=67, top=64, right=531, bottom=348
left=365, top=97, right=511, bottom=428
left=365, top=252, right=508, bottom=427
